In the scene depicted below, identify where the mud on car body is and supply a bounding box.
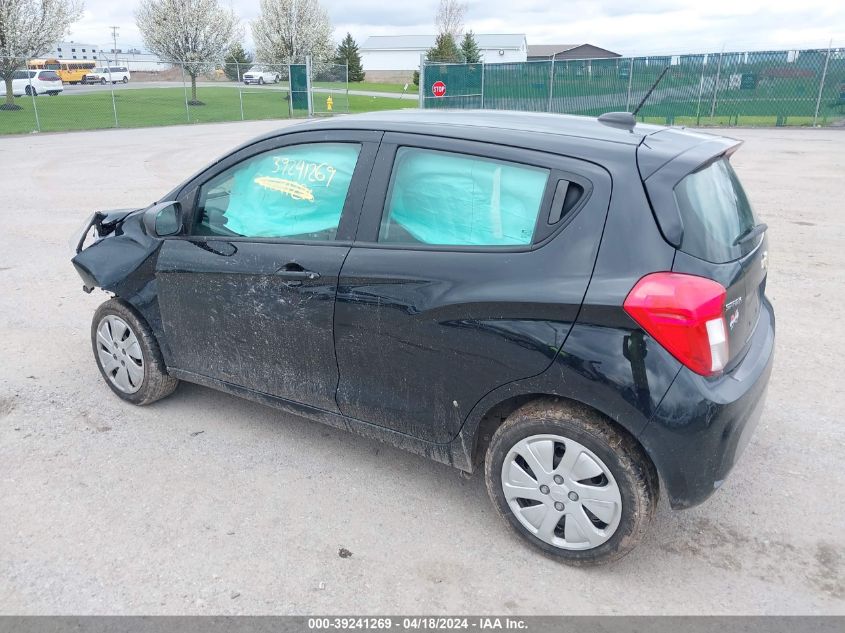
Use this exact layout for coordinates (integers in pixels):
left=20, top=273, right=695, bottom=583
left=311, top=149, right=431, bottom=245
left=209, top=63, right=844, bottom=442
left=72, top=110, right=774, bottom=565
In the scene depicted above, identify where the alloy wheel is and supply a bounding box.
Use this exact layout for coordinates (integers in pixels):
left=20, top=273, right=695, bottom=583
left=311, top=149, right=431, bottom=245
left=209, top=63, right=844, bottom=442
left=96, top=315, right=144, bottom=394
left=501, top=434, right=622, bottom=550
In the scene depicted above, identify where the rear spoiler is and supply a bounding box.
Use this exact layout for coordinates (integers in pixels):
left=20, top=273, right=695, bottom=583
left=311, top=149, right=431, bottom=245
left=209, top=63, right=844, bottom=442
left=638, top=133, right=742, bottom=247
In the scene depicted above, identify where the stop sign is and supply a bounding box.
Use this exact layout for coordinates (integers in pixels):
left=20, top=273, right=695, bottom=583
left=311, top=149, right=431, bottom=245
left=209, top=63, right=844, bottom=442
left=431, top=80, right=446, bottom=98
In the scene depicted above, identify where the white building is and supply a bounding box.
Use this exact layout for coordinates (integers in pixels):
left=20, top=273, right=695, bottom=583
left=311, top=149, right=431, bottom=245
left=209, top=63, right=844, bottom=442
left=47, top=41, right=103, bottom=61
left=361, top=34, right=527, bottom=81
left=46, top=42, right=168, bottom=71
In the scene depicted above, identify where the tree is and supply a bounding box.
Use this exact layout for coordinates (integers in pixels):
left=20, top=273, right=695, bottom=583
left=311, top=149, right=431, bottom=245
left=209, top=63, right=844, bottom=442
left=136, top=0, right=242, bottom=106
left=426, top=33, right=463, bottom=64
left=460, top=30, right=481, bottom=64
left=435, top=0, right=466, bottom=41
left=252, top=0, right=333, bottom=66
left=0, top=0, right=83, bottom=111
left=334, top=33, right=364, bottom=82
left=224, top=42, right=253, bottom=82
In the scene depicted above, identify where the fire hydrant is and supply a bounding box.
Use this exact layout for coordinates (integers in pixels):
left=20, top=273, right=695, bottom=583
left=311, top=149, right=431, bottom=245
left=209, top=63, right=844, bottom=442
left=326, top=96, right=333, bottom=111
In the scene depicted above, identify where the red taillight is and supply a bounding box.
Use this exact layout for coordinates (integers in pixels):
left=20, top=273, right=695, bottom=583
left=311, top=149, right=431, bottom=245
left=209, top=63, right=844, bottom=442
left=623, top=272, right=729, bottom=376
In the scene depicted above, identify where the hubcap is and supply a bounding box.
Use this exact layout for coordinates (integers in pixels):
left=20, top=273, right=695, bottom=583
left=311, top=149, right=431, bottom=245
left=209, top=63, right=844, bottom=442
left=96, top=315, right=144, bottom=394
left=501, top=434, right=622, bottom=550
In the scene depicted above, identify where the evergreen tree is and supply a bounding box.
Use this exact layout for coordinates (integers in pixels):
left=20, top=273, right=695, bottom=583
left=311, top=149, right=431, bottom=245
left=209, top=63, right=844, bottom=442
left=334, top=32, right=365, bottom=82
left=224, top=43, right=253, bottom=81
left=426, top=33, right=464, bottom=64
left=460, top=30, right=481, bottom=64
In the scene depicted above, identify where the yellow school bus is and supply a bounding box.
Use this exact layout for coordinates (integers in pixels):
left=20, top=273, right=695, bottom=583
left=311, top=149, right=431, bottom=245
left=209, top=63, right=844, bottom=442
left=28, top=58, right=97, bottom=84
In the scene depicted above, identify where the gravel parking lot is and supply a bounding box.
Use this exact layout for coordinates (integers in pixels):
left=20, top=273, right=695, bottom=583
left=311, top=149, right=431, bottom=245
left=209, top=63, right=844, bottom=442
left=0, top=120, right=843, bottom=615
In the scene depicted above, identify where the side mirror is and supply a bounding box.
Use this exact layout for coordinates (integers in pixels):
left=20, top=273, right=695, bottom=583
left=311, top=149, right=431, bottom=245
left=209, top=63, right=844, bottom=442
left=143, top=201, right=182, bottom=237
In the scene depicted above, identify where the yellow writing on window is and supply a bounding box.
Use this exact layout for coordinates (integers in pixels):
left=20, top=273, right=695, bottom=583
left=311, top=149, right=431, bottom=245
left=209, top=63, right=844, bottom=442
left=253, top=177, right=315, bottom=202
left=273, top=158, right=337, bottom=187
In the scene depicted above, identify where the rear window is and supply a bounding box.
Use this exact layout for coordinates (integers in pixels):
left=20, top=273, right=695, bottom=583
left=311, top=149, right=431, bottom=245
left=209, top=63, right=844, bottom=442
left=39, top=71, right=60, bottom=80
left=674, top=158, right=757, bottom=263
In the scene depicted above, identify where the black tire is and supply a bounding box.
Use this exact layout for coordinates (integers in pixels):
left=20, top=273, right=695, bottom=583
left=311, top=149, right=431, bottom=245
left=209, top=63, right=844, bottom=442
left=485, top=399, right=658, bottom=566
left=48, top=91, right=59, bottom=96
left=25, top=85, right=36, bottom=96
left=122, top=76, right=128, bottom=84
left=258, top=77, right=264, bottom=85
left=91, top=299, right=179, bottom=406
left=100, top=78, right=107, bottom=85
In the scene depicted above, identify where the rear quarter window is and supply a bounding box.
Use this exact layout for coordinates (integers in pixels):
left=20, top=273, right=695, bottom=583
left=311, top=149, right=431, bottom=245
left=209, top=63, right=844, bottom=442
left=674, top=158, right=757, bottom=263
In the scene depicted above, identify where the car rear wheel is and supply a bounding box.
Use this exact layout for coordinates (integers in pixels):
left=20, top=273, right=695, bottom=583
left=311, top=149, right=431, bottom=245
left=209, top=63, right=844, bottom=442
left=485, top=399, right=657, bottom=566
left=258, top=77, right=265, bottom=85
left=91, top=299, right=179, bottom=405
left=25, top=85, right=36, bottom=96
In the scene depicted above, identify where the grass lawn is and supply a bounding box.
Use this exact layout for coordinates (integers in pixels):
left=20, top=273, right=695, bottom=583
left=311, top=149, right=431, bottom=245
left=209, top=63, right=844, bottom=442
left=0, top=86, right=415, bottom=135
left=238, top=80, right=412, bottom=94
left=315, top=81, right=413, bottom=94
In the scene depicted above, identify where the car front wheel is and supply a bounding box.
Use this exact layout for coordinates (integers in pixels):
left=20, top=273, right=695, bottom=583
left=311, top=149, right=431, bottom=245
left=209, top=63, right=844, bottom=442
left=91, top=299, right=179, bottom=405
left=100, top=78, right=107, bottom=85
left=122, top=76, right=128, bottom=84
left=485, top=399, right=657, bottom=566
left=258, top=77, right=264, bottom=85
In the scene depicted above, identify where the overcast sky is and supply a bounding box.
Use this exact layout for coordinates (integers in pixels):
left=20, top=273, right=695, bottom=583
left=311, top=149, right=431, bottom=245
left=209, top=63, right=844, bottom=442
left=67, top=0, right=844, bottom=55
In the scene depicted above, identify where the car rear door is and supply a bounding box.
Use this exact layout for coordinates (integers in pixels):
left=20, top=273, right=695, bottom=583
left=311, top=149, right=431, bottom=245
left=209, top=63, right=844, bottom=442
left=155, top=130, right=380, bottom=412
left=333, top=133, right=612, bottom=443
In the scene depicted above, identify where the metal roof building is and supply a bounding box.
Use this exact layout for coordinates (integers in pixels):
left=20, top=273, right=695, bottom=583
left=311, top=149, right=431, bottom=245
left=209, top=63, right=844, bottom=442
left=527, top=44, right=621, bottom=61
left=361, top=34, right=528, bottom=78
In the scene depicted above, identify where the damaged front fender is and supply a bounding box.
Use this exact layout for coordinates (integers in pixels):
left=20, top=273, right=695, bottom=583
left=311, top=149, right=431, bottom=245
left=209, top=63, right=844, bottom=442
left=71, top=209, right=159, bottom=294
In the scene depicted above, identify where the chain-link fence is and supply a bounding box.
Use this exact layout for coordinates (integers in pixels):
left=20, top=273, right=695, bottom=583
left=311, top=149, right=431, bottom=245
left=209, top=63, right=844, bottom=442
left=311, top=63, right=350, bottom=115
left=0, top=57, right=349, bottom=134
left=421, top=46, right=845, bottom=126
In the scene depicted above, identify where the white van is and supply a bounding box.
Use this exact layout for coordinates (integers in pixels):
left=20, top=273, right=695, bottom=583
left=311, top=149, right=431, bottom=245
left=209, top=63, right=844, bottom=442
left=83, top=66, right=131, bottom=85
left=11, top=70, right=64, bottom=96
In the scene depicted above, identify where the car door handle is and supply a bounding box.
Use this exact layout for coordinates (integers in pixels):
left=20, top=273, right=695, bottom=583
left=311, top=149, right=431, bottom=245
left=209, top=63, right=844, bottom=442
left=275, top=263, right=320, bottom=280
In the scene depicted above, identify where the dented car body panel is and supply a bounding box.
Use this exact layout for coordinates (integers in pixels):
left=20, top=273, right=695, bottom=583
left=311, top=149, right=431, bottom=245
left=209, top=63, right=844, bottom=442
left=72, top=110, right=774, bottom=509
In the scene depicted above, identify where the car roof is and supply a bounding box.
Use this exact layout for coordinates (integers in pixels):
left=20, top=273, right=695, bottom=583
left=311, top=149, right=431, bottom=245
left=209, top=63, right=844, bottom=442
left=285, top=109, right=670, bottom=147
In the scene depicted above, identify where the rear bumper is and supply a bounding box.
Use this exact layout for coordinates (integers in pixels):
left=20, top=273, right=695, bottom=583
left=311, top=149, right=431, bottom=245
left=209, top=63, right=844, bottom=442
left=640, top=297, right=775, bottom=509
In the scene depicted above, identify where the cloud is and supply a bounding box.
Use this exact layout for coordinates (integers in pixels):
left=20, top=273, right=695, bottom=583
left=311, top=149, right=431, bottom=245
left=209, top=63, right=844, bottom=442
left=63, top=0, right=844, bottom=55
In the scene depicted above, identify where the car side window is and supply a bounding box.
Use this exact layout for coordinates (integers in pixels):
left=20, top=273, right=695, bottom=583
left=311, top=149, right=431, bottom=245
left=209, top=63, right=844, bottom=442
left=194, top=142, right=362, bottom=240
left=378, top=147, right=550, bottom=247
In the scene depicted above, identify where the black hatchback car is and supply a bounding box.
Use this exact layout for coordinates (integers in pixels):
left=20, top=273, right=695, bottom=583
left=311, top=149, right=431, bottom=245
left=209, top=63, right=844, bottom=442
left=72, top=110, right=774, bottom=565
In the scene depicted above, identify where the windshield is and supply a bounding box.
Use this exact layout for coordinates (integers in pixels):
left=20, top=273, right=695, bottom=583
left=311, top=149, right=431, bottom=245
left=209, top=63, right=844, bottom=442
left=674, top=158, right=758, bottom=263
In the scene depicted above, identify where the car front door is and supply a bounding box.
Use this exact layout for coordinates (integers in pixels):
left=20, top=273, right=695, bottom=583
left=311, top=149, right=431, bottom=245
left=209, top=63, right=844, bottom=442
left=334, top=133, right=612, bottom=443
left=155, top=130, right=380, bottom=413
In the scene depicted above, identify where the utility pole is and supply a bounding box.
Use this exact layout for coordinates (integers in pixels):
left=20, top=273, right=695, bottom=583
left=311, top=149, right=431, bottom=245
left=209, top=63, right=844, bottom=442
left=109, top=26, right=120, bottom=65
